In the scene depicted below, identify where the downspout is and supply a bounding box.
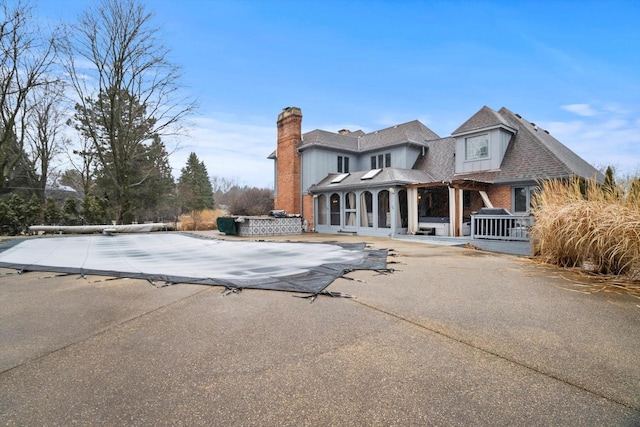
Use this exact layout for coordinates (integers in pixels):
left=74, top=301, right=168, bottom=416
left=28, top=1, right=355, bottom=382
left=297, top=145, right=305, bottom=230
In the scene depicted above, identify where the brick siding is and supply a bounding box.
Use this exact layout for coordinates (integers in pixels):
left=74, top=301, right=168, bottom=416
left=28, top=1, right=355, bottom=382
left=486, top=185, right=512, bottom=210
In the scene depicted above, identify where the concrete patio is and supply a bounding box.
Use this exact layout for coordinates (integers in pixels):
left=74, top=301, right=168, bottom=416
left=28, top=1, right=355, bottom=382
left=1, top=232, right=638, bottom=425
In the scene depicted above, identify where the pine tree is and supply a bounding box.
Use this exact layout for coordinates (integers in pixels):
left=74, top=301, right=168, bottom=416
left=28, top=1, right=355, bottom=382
left=178, top=153, right=214, bottom=213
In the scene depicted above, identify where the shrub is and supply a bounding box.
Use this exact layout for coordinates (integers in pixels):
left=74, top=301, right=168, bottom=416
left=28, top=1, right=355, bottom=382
left=178, top=208, right=228, bottom=231
left=531, top=177, right=640, bottom=280
left=229, top=187, right=274, bottom=216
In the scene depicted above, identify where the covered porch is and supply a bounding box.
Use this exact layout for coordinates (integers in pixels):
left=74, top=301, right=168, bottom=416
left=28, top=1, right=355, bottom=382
left=406, top=180, right=494, bottom=238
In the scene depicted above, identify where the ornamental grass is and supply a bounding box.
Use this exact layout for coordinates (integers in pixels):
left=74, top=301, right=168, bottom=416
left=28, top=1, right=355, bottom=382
left=531, top=177, right=640, bottom=281
left=178, top=209, right=227, bottom=231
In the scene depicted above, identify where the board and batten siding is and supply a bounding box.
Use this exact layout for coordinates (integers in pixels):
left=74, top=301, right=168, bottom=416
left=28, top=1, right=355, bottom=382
left=454, top=128, right=513, bottom=174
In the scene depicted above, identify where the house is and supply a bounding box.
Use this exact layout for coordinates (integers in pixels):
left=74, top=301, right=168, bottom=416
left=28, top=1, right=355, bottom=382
left=269, top=106, right=603, bottom=238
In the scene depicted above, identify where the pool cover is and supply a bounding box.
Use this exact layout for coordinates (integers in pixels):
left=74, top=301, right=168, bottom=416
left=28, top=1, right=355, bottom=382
left=0, top=233, right=388, bottom=294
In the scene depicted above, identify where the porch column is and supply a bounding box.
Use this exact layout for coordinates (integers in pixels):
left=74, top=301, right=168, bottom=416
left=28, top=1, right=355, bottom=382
left=448, top=187, right=463, bottom=237
left=407, top=187, right=418, bottom=234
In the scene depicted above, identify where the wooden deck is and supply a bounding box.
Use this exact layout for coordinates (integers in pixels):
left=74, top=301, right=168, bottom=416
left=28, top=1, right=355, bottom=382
left=395, top=234, right=533, bottom=256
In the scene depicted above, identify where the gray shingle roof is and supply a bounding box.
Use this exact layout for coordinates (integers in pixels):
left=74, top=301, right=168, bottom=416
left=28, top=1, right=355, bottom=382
left=452, top=105, right=516, bottom=135
left=271, top=106, right=603, bottom=187
left=412, top=137, right=456, bottom=182
left=298, top=120, right=440, bottom=153
left=452, top=107, right=604, bottom=183
left=309, top=168, right=435, bottom=192
left=299, top=129, right=360, bottom=152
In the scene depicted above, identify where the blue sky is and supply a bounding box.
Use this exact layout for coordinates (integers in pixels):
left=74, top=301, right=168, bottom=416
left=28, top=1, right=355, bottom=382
left=36, top=0, right=640, bottom=187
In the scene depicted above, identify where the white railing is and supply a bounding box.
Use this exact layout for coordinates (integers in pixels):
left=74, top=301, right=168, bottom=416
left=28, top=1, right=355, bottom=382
left=471, top=214, right=533, bottom=241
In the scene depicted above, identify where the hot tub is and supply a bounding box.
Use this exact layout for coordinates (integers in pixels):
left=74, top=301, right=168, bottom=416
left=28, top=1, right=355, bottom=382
left=218, top=216, right=303, bottom=237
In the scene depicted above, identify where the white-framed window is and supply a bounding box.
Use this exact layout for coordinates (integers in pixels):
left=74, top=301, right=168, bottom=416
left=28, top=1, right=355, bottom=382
left=360, top=191, right=373, bottom=227
left=378, top=190, right=390, bottom=228
left=330, top=193, right=341, bottom=225
left=513, top=185, right=539, bottom=213
left=465, top=134, right=489, bottom=160
left=344, top=192, right=357, bottom=227
left=317, top=194, right=327, bottom=225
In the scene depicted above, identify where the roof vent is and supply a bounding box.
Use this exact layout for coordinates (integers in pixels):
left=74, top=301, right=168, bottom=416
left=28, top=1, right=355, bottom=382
left=338, top=129, right=350, bottom=135
left=531, top=122, right=538, bottom=131
left=515, top=113, right=522, bottom=118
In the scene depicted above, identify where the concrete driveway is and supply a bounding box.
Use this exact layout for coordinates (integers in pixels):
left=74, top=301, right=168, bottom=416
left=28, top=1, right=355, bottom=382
left=1, top=233, right=639, bottom=426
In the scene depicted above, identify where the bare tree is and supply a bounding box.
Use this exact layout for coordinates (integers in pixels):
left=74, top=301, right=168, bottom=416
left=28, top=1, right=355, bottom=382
left=0, top=0, right=58, bottom=191
left=62, top=0, right=196, bottom=223
left=25, top=80, right=68, bottom=202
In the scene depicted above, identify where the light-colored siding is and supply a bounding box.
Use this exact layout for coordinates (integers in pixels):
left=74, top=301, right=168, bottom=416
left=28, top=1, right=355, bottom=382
left=302, top=145, right=422, bottom=194
left=454, top=128, right=513, bottom=174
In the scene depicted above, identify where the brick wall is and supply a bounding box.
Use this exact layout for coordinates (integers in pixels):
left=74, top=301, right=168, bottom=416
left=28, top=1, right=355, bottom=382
left=302, top=194, right=314, bottom=231
left=274, top=107, right=302, bottom=215
left=486, top=185, right=512, bottom=210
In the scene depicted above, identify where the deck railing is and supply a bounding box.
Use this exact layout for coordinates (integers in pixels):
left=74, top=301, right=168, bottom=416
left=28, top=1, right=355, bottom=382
left=470, top=214, right=534, bottom=241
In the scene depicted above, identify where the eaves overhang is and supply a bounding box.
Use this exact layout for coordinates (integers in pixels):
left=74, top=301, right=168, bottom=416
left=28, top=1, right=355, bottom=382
left=451, top=123, right=517, bottom=138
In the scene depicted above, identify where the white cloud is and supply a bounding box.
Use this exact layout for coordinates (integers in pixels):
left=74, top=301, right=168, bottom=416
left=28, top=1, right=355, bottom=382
left=561, top=103, right=599, bottom=117
left=541, top=104, right=640, bottom=175
left=170, top=115, right=276, bottom=188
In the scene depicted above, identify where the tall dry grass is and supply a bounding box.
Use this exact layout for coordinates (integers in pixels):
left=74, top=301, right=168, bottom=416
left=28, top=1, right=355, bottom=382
left=178, top=208, right=228, bottom=231
left=531, top=178, right=640, bottom=280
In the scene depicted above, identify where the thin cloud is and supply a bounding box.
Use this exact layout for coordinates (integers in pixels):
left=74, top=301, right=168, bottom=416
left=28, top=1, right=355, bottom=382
left=542, top=104, right=640, bottom=175
left=170, top=115, right=276, bottom=188
left=561, top=103, right=599, bottom=117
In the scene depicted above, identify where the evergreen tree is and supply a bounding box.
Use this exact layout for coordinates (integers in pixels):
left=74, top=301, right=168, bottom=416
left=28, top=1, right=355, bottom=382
left=25, top=193, right=42, bottom=226
left=43, top=198, right=61, bottom=225
left=178, top=153, right=214, bottom=213
left=81, top=195, right=109, bottom=225
left=603, top=166, right=617, bottom=194
left=127, top=137, right=176, bottom=222
left=72, top=87, right=160, bottom=223
left=62, top=198, right=79, bottom=225
left=5, top=194, right=26, bottom=235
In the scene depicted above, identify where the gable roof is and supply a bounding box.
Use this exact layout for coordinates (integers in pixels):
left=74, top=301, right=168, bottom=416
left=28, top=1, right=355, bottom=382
left=452, top=106, right=603, bottom=184
left=452, top=105, right=516, bottom=136
left=298, top=120, right=440, bottom=153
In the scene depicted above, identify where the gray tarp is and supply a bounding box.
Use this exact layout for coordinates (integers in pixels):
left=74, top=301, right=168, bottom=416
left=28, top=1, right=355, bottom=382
left=0, top=233, right=388, bottom=294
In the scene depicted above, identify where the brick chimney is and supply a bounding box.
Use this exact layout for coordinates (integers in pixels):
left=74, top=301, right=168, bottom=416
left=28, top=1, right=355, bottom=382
left=275, top=107, right=302, bottom=215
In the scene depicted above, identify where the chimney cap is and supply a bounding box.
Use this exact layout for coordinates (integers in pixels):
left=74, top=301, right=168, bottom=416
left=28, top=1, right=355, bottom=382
left=278, top=106, right=302, bottom=122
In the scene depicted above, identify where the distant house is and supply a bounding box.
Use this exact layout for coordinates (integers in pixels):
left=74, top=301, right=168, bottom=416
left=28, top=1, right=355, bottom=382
left=269, top=106, right=603, bottom=237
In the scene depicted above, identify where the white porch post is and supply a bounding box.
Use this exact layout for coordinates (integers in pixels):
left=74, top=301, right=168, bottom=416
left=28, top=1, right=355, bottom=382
left=457, top=188, right=464, bottom=237
left=407, top=187, right=418, bottom=235
left=448, top=187, right=456, bottom=236
left=448, top=187, right=463, bottom=237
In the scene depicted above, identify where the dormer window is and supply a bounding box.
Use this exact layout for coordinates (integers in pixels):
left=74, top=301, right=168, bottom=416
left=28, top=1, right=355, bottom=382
left=465, top=134, right=489, bottom=160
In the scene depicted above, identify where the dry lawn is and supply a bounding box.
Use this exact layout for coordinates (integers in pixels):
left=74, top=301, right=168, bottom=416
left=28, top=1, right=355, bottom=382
left=177, top=209, right=228, bottom=231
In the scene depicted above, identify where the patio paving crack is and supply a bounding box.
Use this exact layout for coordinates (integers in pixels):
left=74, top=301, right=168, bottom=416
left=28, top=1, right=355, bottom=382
left=352, top=298, right=640, bottom=414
